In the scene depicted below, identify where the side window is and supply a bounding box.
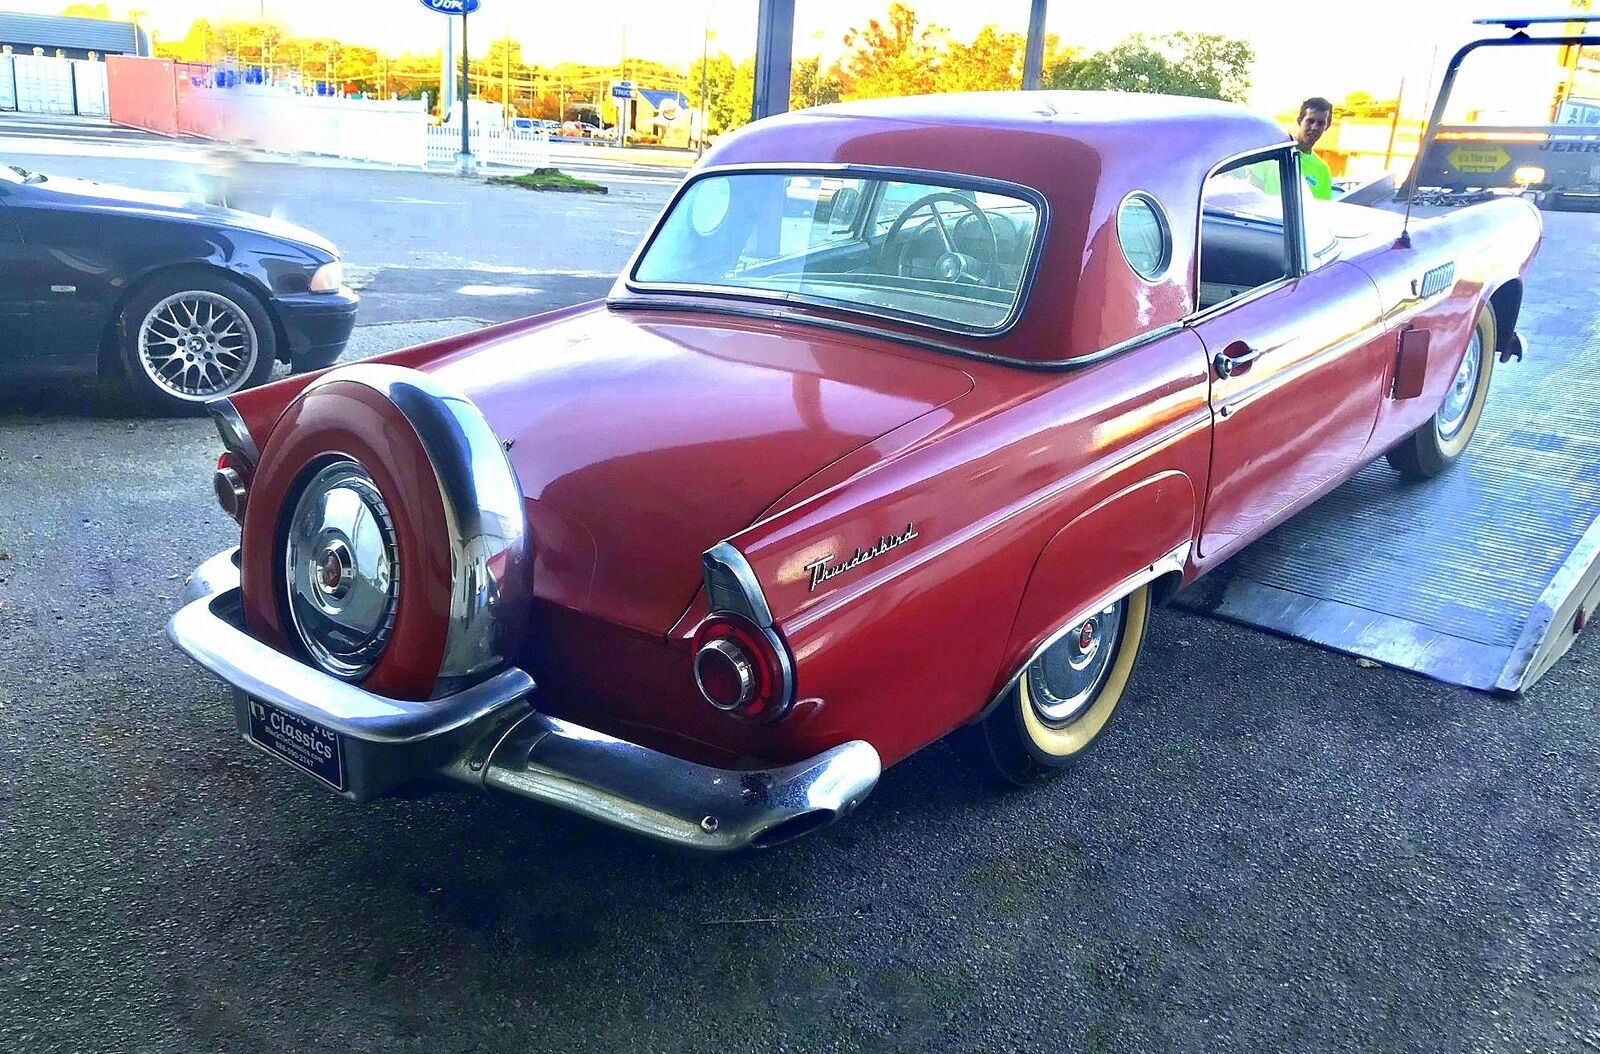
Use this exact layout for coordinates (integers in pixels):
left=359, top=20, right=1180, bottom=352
left=1197, top=152, right=1297, bottom=309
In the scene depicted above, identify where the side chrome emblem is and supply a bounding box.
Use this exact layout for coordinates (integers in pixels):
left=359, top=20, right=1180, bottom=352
left=803, top=523, right=919, bottom=592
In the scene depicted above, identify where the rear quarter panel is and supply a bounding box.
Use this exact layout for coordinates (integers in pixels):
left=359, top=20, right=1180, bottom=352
left=724, top=330, right=1212, bottom=767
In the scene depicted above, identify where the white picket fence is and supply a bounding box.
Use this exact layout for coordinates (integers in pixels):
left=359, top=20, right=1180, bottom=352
left=425, top=124, right=552, bottom=169
left=0, top=55, right=109, bottom=116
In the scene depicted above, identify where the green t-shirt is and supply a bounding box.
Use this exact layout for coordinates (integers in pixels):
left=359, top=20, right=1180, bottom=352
left=1299, top=149, right=1333, bottom=200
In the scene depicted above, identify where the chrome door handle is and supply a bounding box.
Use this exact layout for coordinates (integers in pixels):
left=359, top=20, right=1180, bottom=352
left=1212, top=341, right=1261, bottom=379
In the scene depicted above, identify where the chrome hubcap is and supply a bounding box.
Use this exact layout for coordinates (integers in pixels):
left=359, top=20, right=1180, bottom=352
left=284, top=462, right=399, bottom=680
left=1438, top=330, right=1481, bottom=440
left=137, top=290, right=258, bottom=400
left=1028, top=601, right=1124, bottom=725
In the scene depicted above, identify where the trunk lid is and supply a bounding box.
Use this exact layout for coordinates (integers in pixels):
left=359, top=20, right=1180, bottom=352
left=425, top=305, right=973, bottom=633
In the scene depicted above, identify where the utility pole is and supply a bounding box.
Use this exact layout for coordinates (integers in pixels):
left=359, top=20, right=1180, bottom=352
left=618, top=25, right=628, bottom=146
left=1022, top=0, right=1048, bottom=89
left=697, top=7, right=709, bottom=155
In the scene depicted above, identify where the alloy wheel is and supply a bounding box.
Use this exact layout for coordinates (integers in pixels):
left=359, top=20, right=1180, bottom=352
left=137, top=290, right=260, bottom=401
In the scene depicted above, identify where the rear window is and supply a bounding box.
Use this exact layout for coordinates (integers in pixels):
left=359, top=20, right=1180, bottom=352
left=630, top=170, right=1043, bottom=334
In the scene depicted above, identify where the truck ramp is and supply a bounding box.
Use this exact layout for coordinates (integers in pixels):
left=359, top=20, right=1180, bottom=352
left=1177, top=211, right=1600, bottom=693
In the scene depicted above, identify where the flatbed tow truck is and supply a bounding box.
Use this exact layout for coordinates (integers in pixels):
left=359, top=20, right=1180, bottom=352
left=1181, top=15, right=1600, bottom=693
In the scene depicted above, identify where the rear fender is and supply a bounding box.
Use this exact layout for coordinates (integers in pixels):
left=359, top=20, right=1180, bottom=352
left=984, top=471, right=1197, bottom=712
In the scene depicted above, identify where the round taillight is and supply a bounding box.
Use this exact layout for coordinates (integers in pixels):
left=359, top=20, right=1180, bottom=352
left=694, top=638, right=755, bottom=711
left=692, top=613, right=793, bottom=722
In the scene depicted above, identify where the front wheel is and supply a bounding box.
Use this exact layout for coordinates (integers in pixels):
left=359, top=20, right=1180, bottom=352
left=116, top=272, right=277, bottom=415
left=1386, top=304, right=1496, bottom=480
left=951, top=584, right=1151, bottom=786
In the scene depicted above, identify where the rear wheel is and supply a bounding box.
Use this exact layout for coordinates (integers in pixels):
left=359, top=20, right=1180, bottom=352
left=116, top=272, right=276, bottom=415
left=1386, top=304, right=1495, bottom=481
left=952, top=584, right=1151, bottom=786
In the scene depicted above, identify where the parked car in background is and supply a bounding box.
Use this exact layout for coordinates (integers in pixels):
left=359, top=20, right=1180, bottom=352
left=0, top=164, right=356, bottom=413
left=510, top=118, right=560, bottom=137
left=170, top=92, right=1537, bottom=851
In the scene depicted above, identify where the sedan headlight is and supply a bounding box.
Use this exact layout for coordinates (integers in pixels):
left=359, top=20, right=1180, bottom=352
left=308, top=260, right=343, bottom=292
left=284, top=460, right=399, bottom=680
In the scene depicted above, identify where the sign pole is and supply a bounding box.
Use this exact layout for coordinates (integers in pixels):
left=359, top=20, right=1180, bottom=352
left=456, top=5, right=476, bottom=174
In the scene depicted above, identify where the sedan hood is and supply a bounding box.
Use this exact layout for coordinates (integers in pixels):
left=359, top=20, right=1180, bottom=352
left=32, top=175, right=337, bottom=257
left=424, top=306, right=974, bottom=634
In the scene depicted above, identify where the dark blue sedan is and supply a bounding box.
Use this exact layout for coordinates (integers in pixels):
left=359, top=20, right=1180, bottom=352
left=0, top=163, right=357, bottom=413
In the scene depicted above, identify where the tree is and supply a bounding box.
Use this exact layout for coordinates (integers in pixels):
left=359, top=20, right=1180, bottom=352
left=60, top=3, right=111, bottom=17
left=790, top=56, right=841, bottom=110
left=1045, top=31, right=1253, bottom=102
left=935, top=26, right=1028, bottom=93
left=838, top=2, right=943, bottom=99
left=688, top=52, right=755, bottom=134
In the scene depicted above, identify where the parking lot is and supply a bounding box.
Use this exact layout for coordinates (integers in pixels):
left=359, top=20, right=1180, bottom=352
left=2, top=117, right=1598, bottom=1053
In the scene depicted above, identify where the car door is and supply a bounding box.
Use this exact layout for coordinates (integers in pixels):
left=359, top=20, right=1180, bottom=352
left=0, top=182, right=35, bottom=376
left=1187, top=148, right=1389, bottom=562
left=0, top=177, right=123, bottom=378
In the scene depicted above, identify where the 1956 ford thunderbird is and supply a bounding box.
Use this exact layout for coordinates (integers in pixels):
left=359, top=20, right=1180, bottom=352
left=168, top=92, right=1539, bottom=851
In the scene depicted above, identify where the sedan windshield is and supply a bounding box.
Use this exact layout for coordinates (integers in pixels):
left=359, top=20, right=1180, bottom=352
left=631, top=171, right=1042, bottom=333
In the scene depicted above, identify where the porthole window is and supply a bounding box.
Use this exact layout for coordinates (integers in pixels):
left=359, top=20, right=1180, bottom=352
left=1117, top=192, right=1171, bottom=281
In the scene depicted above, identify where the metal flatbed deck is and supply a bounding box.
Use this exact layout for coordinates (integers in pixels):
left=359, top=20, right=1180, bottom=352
left=1178, top=209, right=1600, bottom=693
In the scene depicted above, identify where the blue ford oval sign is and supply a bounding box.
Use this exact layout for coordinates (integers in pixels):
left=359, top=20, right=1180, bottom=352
left=418, top=0, right=479, bottom=13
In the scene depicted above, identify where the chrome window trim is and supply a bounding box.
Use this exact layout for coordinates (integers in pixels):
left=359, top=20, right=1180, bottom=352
left=609, top=293, right=1187, bottom=374
left=1185, top=141, right=1301, bottom=324
left=206, top=396, right=260, bottom=465
left=617, top=161, right=1052, bottom=341
left=1115, top=190, right=1174, bottom=283
left=301, top=364, right=530, bottom=698
left=976, top=541, right=1191, bottom=721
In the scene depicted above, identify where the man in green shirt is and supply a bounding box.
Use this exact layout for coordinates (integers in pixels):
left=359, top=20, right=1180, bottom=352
left=1294, top=96, right=1335, bottom=200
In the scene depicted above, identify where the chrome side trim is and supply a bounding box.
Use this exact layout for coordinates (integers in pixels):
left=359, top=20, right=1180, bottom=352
left=169, top=583, right=534, bottom=744
left=303, top=363, right=531, bottom=697
left=977, top=541, right=1191, bottom=720
left=205, top=397, right=260, bottom=465
left=468, top=711, right=881, bottom=852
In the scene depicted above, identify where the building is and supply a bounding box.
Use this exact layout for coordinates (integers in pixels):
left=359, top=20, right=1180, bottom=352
left=0, top=11, right=149, bottom=60
left=632, top=87, right=691, bottom=147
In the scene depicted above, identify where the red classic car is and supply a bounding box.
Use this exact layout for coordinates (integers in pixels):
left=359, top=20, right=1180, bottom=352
left=169, top=92, right=1540, bottom=850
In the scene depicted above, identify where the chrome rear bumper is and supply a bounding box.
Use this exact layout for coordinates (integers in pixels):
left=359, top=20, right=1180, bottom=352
left=169, top=549, right=880, bottom=851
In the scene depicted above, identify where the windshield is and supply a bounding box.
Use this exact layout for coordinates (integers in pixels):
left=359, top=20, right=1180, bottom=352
left=631, top=171, right=1042, bottom=333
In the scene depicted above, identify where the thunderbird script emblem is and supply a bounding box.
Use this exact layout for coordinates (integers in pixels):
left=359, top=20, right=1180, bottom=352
left=803, top=524, right=920, bottom=592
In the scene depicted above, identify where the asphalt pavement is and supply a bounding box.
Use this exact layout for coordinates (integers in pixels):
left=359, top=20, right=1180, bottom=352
left=0, top=112, right=681, bottom=326
left=0, top=116, right=1597, bottom=1054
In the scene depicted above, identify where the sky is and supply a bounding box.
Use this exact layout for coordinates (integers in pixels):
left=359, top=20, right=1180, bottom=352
left=10, top=0, right=1576, bottom=113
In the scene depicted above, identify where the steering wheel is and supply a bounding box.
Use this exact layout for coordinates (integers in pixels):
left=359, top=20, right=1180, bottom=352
left=880, top=192, right=999, bottom=285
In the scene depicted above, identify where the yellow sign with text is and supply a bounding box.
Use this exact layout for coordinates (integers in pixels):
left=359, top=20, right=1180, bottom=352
left=1449, top=146, right=1512, bottom=173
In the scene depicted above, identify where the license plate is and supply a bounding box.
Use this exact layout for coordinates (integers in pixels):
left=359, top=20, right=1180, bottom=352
left=246, top=698, right=346, bottom=791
